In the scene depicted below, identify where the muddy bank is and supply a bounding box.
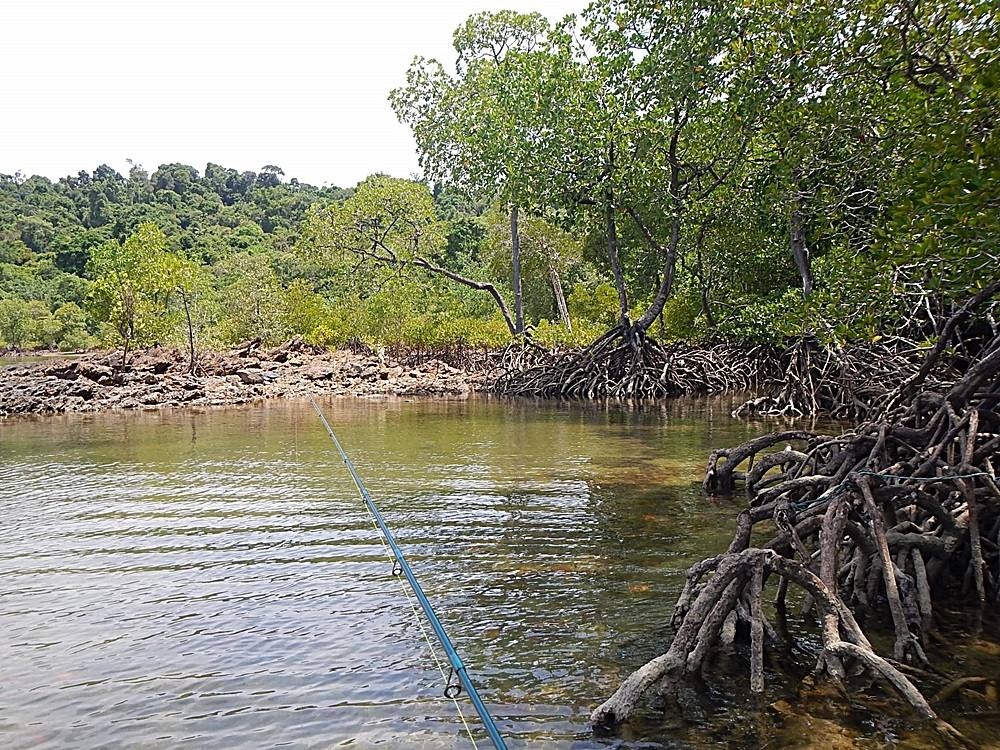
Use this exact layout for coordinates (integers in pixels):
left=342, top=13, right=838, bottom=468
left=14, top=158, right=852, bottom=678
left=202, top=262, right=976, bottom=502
left=0, top=338, right=487, bottom=417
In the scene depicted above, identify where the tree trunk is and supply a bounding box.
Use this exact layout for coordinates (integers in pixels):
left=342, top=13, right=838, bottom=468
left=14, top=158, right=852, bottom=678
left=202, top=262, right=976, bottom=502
left=182, top=292, right=196, bottom=373
left=629, top=207, right=680, bottom=333
left=656, top=272, right=667, bottom=338
left=694, top=223, right=716, bottom=327
left=789, top=201, right=813, bottom=298
left=511, top=205, right=524, bottom=334
left=604, top=196, right=630, bottom=327
left=549, top=264, right=571, bottom=331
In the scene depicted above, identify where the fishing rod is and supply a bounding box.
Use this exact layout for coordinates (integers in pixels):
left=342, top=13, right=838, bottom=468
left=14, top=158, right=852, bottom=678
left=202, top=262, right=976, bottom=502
left=308, top=396, right=509, bottom=750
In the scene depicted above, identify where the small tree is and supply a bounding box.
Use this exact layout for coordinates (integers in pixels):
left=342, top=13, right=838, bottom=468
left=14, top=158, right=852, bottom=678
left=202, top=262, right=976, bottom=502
left=52, top=303, right=94, bottom=351
left=391, top=11, right=552, bottom=335
left=302, top=176, right=518, bottom=335
left=215, top=252, right=288, bottom=345
left=86, top=222, right=172, bottom=366
left=0, top=298, right=33, bottom=350
left=163, top=254, right=212, bottom=372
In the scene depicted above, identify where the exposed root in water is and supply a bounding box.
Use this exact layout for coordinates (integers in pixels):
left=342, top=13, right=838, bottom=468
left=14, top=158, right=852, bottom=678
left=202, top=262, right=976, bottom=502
left=493, top=326, right=771, bottom=399
left=734, top=281, right=1000, bottom=420
left=730, top=336, right=946, bottom=421
left=592, top=287, right=1000, bottom=747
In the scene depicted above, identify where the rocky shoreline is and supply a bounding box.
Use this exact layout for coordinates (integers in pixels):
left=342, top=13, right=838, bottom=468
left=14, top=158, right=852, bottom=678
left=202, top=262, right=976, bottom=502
left=0, top=338, right=487, bottom=418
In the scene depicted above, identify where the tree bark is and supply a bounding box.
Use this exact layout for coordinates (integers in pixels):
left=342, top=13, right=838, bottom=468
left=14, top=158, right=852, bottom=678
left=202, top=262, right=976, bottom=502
left=629, top=117, right=683, bottom=335
left=789, top=203, right=813, bottom=298
left=654, top=273, right=667, bottom=337
left=549, top=264, right=571, bottom=331
left=629, top=207, right=680, bottom=333
left=181, top=292, right=196, bottom=373
left=694, top=223, right=716, bottom=327
left=511, top=205, right=525, bottom=334
left=604, top=195, right=629, bottom=327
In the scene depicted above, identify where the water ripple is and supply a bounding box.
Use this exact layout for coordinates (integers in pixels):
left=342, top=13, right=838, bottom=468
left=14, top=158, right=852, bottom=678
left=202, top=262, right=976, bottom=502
left=0, top=396, right=760, bottom=749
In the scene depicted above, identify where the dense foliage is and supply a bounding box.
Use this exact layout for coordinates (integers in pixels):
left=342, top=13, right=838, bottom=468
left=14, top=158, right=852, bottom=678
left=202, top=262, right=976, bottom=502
left=3, top=0, right=996, bottom=356
left=0, top=162, right=607, bottom=354
left=393, top=0, right=999, bottom=346
left=0, top=163, right=346, bottom=352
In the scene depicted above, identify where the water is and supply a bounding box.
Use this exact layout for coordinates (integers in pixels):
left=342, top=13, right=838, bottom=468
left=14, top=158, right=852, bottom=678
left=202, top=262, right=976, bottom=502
left=1, top=396, right=997, bottom=749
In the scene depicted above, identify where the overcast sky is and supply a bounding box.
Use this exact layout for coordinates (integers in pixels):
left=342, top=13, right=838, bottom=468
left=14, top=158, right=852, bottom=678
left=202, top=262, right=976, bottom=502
left=2, top=0, right=581, bottom=187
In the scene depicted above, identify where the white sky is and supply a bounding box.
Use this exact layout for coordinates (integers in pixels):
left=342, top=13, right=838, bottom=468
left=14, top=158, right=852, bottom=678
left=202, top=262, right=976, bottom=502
left=2, top=0, right=581, bottom=188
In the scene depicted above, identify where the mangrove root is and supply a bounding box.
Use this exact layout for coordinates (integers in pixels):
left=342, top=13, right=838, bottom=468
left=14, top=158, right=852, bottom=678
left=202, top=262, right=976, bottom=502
left=593, top=287, right=1000, bottom=743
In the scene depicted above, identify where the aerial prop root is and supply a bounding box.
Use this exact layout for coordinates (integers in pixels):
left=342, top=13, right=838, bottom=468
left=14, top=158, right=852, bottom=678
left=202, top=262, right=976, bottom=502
left=589, top=548, right=968, bottom=745
left=734, top=280, right=1000, bottom=419
left=493, top=323, right=770, bottom=399
left=592, top=294, right=1000, bottom=746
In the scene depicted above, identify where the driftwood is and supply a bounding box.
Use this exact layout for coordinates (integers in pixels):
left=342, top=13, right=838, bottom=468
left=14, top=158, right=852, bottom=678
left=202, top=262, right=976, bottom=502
left=592, top=287, right=1000, bottom=746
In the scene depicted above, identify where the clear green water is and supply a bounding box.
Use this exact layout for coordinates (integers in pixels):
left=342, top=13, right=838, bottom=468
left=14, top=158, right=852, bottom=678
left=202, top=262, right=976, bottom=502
left=1, top=396, right=997, bottom=749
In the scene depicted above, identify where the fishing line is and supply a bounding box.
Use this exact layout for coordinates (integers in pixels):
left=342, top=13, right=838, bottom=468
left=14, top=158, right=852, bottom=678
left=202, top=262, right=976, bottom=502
left=308, top=395, right=507, bottom=750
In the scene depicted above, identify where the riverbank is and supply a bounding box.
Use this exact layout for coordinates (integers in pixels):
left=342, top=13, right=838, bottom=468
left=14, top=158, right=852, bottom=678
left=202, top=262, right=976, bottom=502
left=0, top=339, right=486, bottom=417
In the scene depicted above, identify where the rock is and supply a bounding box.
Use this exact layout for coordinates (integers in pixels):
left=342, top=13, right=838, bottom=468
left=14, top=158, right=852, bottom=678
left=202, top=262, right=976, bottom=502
left=78, top=363, right=113, bottom=383
left=68, top=384, right=94, bottom=400
left=208, top=356, right=244, bottom=376
left=267, top=335, right=307, bottom=362
left=1, top=345, right=482, bottom=417
left=303, top=365, right=334, bottom=381
left=45, top=363, right=79, bottom=380
left=133, top=347, right=181, bottom=374
left=230, top=338, right=262, bottom=357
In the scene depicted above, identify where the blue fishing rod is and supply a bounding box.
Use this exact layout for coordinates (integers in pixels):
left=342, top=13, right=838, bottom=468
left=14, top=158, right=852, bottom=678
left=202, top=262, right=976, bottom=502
left=309, top=396, right=509, bottom=750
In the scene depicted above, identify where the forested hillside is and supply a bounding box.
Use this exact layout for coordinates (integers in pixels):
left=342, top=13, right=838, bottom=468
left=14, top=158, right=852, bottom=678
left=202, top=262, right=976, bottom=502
left=2, top=0, right=996, bottom=363
left=0, top=163, right=614, bottom=354
left=0, top=163, right=336, bottom=350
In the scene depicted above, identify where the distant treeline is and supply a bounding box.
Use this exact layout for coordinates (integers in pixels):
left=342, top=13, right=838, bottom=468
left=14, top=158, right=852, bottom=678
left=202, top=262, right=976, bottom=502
left=0, top=162, right=619, bottom=355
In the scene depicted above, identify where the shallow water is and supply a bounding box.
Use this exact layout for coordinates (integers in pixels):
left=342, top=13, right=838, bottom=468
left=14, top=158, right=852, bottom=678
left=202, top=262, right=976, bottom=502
left=1, top=396, right=997, bottom=749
